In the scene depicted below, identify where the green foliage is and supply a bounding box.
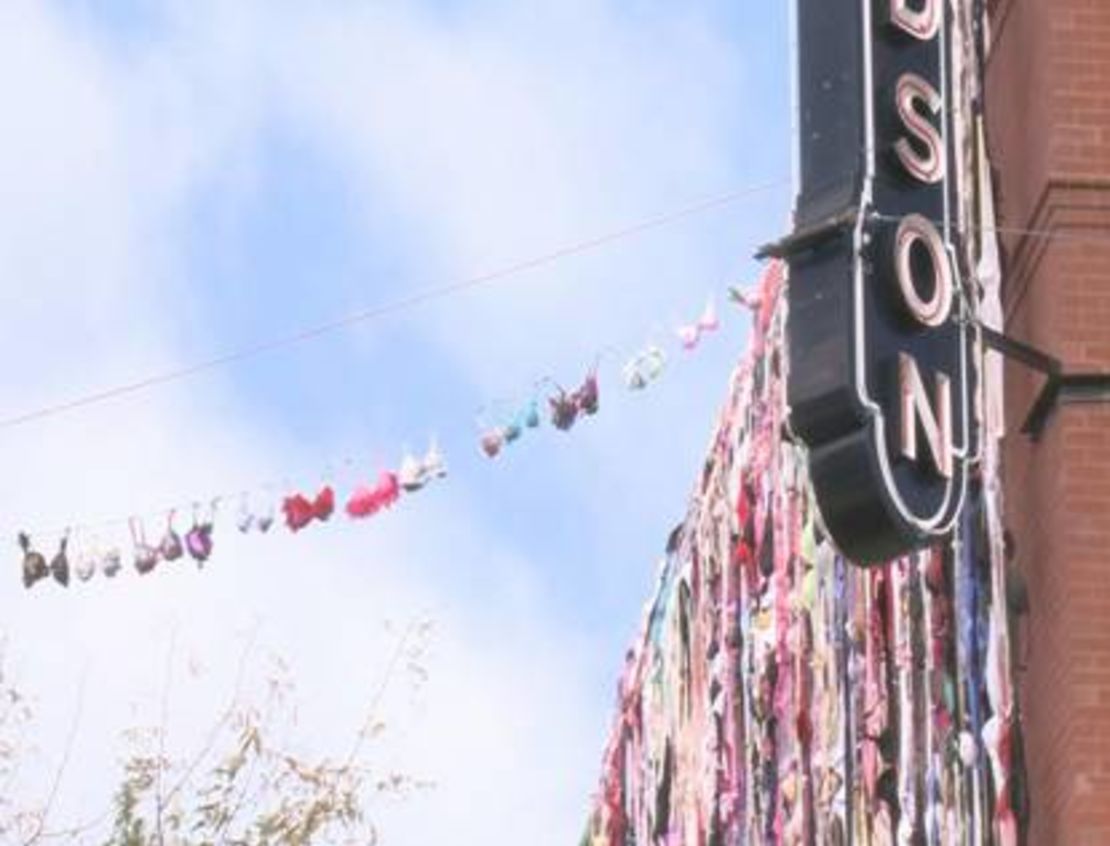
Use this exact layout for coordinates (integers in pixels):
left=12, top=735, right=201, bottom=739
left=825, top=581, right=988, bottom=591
left=2, top=622, right=433, bottom=846
left=106, top=777, right=149, bottom=846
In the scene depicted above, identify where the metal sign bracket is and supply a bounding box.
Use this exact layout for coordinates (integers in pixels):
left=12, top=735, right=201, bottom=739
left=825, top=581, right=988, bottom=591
left=980, top=327, right=1110, bottom=440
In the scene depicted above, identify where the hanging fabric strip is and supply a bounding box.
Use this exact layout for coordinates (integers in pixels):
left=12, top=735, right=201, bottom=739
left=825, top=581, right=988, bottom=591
left=584, top=260, right=1023, bottom=845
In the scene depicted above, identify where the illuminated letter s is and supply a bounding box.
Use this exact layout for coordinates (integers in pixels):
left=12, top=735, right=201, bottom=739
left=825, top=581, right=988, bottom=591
left=890, top=0, right=941, bottom=41
left=894, top=73, right=945, bottom=185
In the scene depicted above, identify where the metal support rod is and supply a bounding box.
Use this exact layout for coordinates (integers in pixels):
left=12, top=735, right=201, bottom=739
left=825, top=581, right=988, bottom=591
left=980, top=327, right=1060, bottom=377
left=1022, top=373, right=1110, bottom=441
left=978, top=327, right=1110, bottom=439
left=755, top=208, right=858, bottom=260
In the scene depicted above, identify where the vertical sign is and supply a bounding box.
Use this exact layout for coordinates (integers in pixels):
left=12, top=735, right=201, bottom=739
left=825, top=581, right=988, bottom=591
left=787, top=0, right=973, bottom=563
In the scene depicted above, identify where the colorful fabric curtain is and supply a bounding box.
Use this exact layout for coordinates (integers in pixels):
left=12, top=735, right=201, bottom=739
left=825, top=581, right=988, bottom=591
left=584, top=265, right=1026, bottom=845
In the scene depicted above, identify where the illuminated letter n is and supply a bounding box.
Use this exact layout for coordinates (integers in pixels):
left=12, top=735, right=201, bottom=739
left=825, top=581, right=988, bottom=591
left=898, top=352, right=953, bottom=479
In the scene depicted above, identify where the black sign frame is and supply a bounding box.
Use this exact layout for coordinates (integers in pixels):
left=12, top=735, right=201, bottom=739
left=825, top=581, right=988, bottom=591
left=787, top=0, right=975, bottom=564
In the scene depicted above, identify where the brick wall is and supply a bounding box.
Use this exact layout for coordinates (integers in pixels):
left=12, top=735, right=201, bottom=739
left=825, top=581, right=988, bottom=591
left=986, top=1, right=1110, bottom=843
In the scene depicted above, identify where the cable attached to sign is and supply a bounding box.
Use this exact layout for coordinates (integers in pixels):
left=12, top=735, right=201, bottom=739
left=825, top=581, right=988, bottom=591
left=0, top=180, right=789, bottom=433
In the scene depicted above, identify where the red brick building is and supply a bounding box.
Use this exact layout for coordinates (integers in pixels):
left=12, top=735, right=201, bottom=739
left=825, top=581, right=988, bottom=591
left=987, top=1, right=1110, bottom=842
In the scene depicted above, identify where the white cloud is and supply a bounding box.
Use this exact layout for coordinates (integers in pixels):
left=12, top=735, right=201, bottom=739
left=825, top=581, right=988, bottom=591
left=264, top=0, right=755, bottom=385
left=0, top=1, right=775, bottom=843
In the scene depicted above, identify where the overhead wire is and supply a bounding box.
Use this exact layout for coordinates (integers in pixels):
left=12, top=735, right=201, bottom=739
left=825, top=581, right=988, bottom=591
left=871, top=211, right=1110, bottom=246
left=0, top=179, right=789, bottom=432
left=8, top=185, right=1103, bottom=435
left=4, top=265, right=773, bottom=541
left=16, top=180, right=1104, bottom=540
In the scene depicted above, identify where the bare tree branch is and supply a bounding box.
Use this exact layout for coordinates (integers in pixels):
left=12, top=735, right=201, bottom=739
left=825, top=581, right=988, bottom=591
left=21, top=669, right=87, bottom=846
left=154, top=627, right=177, bottom=846
left=343, top=621, right=418, bottom=771
left=37, top=807, right=114, bottom=843
left=164, top=624, right=259, bottom=805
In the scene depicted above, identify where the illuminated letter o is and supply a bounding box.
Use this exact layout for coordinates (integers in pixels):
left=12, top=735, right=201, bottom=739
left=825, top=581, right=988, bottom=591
left=894, top=213, right=953, bottom=328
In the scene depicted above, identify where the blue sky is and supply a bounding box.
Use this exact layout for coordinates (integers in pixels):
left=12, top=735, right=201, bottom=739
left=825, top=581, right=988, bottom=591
left=0, top=1, right=789, bottom=841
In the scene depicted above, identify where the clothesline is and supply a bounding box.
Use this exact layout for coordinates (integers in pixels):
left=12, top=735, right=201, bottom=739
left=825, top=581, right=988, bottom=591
left=0, top=180, right=789, bottom=433
left=583, top=257, right=1024, bottom=845
left=6, top=176, right=1091, bottom=435
left=10, top=273, right=773, bottom=588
